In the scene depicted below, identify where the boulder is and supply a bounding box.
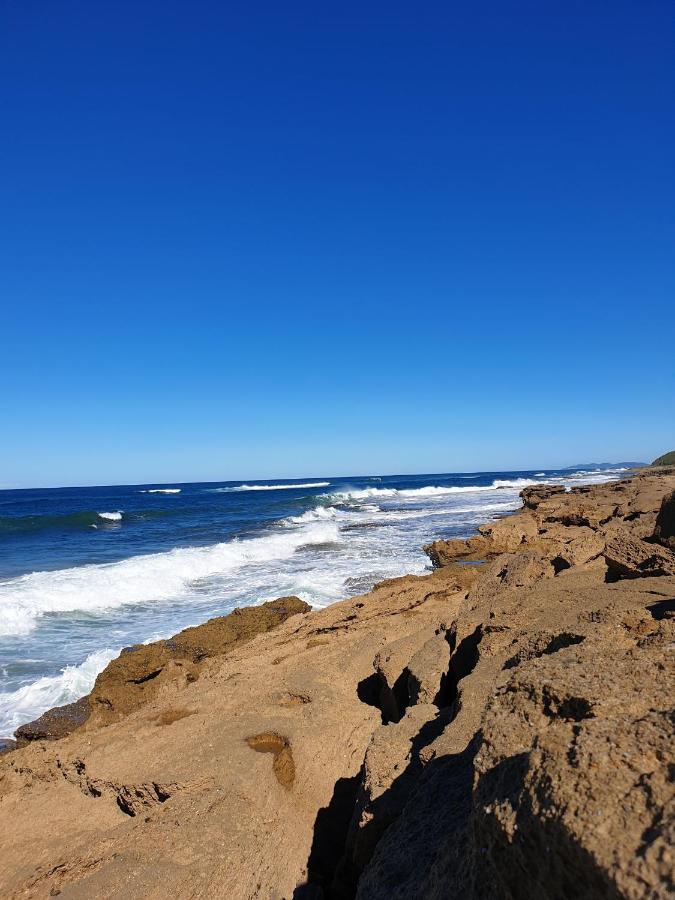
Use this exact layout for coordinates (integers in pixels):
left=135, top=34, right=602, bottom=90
left=471, top=637, right=675, bottom=900
left=14, top=696, right=90, bottom=746
left=653, top=489, right=675, bottom=551
left=89, top=595, right=310, bottom=724
left=603, top=533, right=675, bottom=581
left=519, top=484, right=566, bottom=509
left=407, top=632, right=450, bottom=706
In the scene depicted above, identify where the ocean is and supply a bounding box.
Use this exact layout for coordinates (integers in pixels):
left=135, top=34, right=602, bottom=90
left=0, top=466, right=626, bottom=737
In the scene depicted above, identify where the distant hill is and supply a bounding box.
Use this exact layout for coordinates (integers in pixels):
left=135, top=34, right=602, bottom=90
left=651, top=451, right=675, bottom=466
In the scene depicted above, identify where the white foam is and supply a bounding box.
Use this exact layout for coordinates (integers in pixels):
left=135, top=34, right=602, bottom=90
left=140, top=488, right=182, bottom=494
left=283, top=506, right=341, bottom=525
left=329, top=478, right=539, bottom=502
left=0, top=648, right=117, bottom=737
left=98, top=511, right=123, bottom=521
left=0, top=521, right=341, bottom=636
left=491, top=478, right=539, bottom=489
left=533, top=473, right=546, bottom=477
left=215, top=482, right=330, bottom=492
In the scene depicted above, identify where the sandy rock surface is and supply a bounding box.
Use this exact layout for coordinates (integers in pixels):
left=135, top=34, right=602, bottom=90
left=1, top=471, right=673, bottom=899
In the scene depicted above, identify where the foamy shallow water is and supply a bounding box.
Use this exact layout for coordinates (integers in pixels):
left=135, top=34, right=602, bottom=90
left=0, top=467, right=626, bottom=735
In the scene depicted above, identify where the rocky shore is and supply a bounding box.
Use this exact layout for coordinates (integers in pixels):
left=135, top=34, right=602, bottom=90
left=1, top=468, right=673, bottom=898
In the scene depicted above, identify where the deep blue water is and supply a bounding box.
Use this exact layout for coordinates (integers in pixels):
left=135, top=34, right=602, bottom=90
left=0, top=466, right=625, bottom=736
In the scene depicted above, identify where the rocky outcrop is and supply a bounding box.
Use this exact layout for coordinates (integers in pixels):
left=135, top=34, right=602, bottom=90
left=654, top=489, right=675, bottom=550
left=15, top=696, right=91, bottom=747
left=604, top=532, right=675, bottom=580
left=519, top=483, right=566, bottom=509
left=1, top=471, right=674, bottom=899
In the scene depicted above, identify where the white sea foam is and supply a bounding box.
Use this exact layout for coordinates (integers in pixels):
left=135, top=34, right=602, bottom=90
left=283, top=506, right=341, bottom=525
left=98, top=511, right=123, bottom=521
left=140, top=488, right=182, bottom=494
left=215, top=482, right=331, bottom=492
left=329, top=478, right=539, bottom=502
left=0, top=521, right=341, bottom=637
left=534, top=472, right=546, bottom=477
left=0, top=648, right=117, bottom=737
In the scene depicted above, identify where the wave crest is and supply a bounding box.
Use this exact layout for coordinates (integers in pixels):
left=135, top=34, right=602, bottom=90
left=0, top=522, right=341, bottom=637
left=0, top=648, right=117, bottom=737
left=214, top=482, right=330, bottom=492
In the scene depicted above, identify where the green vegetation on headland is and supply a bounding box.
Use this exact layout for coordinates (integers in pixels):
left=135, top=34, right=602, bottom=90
left=652, top=451, right=675, bottom=466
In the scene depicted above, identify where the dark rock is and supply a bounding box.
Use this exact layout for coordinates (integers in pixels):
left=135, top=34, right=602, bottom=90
left=0, top=737, right=18, bottom=754
left=653, top=489, right=675, bottom=551
left=15, top=696, right=90, bottom=746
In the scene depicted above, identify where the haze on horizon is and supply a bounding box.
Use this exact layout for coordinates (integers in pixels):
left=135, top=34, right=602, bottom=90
left=1, top=1, right=673, bottom=489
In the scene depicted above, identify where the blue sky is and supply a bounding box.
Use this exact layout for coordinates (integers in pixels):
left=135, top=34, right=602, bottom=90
left=1, top=1, right=673, bottom=487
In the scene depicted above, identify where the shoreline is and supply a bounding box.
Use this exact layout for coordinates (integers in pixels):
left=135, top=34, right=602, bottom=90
left=1, top=468, right=673, bottom=897
left=0, top=467, right=634, bottom=744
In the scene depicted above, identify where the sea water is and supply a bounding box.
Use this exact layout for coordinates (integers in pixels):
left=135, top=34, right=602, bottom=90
left=0, top=466, right=626, bottom=736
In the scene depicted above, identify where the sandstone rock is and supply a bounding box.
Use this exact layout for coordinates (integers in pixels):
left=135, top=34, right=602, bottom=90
left=519, top=483, right=566, bottom=509
left=89, top=595, right=310, bottom=724
left=424, top=536, right=488, bottom=567
left=14, top=696, right=90, bottom=746
left=407, top=631, right=450, bottom=705
left=2, top=470, right=675, bottom=899
left=343, top=704, right=440, bottom=875
left=471, top=637, right=675, bottom=900
left=477, top=514, right=539, bottom=552
left=604, top=533, right=675, bottom=580
left=468, top=551, right=554, bottom=604
left=654, top=489, right=675, bottom=550
left=373, top=626, right=439, bottom=722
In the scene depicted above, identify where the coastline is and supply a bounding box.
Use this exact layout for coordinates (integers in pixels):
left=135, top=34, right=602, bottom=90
left=1, top=468, right=673, bottom=898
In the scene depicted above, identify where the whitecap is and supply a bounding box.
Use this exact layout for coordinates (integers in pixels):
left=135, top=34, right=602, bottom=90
left=0, top=521, right=342, bottom=637
left=140, top=488, right=182, bottom=494
left=97, top=511, right=123, bottom=521
left=0, top=648, right=118, bottom=737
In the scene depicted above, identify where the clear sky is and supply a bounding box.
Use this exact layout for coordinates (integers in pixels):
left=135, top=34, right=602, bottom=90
left=1, top=1, right=673, bottom=487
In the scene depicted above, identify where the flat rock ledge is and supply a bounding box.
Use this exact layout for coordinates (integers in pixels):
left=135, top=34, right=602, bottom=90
left=0, top=471, right=673, bottom=899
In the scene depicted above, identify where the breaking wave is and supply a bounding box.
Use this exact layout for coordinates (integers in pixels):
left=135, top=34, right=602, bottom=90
left=214, top=482, right=331, bottom=492
left=0, top=521, right=341, bottom=637
left=327, top=478, right=540, bottom=502
left=139, top=488, right=182, bottom=494
left=98, top=511, right=123, bottom=521
left=0, top=648, right=117, bottom=737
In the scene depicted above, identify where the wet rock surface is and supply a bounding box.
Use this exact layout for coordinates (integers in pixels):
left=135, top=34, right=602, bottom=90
left=1, top=471, right=674, bottom=899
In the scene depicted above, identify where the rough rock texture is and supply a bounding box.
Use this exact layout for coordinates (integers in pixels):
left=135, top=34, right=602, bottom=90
left=89, top=595, right=311, bottom=725
left=654, top=489, right=675, bottom=550
left=1, top=471, right=674, bottom=899
left=604, top=532, right=675, bottom=580
left=15, top=697, right=91, bottom=747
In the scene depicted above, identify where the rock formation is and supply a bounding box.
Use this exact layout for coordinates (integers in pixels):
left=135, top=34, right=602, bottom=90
left=0, top=471, right=673, bottom=899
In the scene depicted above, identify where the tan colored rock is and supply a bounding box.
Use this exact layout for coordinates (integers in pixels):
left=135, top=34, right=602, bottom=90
left=89, top=595, right=310, bottom=724
left=604, top=533, right=675, bottom=580
left=2, top=469, right=675, bottom=899
left=471, top=632, right=675, bottom=900
left=519, top=483, right=566, bottom=509
left=407, top=631, right=450, bottom=705
left=373, top=626, right=439, bottom=723
left=654, top=489, right=675, bottom=550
